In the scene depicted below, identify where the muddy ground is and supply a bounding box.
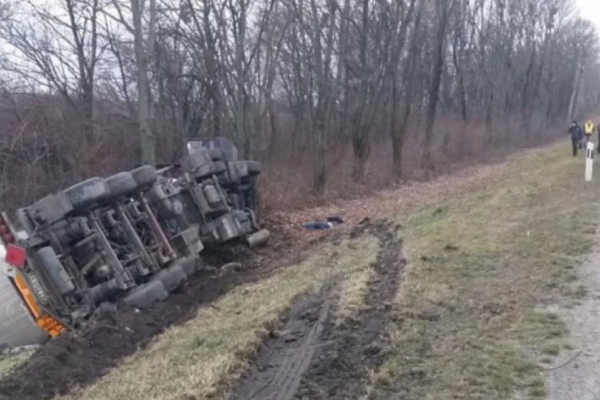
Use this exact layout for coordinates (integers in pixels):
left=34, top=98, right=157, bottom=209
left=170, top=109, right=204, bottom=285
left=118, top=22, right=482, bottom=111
left=0, top=226, right=291, bottom=400
left=0, top=218, right=394, bottom=400
left=229, top=222, right=404, bottom=400
left=0, top=219, right=403, bottom=400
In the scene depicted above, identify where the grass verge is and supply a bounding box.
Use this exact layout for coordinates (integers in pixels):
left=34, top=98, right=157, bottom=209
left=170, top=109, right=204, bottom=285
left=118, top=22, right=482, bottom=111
left=335, top=259, right=376, bottom=324
left=55, top=235, right=380, bottom=400
left=0, top=351, right=34, bottom=379
left=366, top=144, right=600, bottom=400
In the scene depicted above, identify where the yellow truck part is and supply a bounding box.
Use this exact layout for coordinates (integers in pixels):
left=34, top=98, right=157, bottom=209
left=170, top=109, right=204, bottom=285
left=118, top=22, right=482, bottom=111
left=0, top=211, right=64, bottom=339
left=12, top=272, right=63, bottom=337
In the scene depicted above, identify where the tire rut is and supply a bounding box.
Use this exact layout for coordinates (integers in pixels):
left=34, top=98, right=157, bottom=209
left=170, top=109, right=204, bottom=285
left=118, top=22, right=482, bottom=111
left=230, top=220, right=404, bottom=400
left=295, top=221, right=403, bottom=400
left=230, top=284, right=333, bottom=400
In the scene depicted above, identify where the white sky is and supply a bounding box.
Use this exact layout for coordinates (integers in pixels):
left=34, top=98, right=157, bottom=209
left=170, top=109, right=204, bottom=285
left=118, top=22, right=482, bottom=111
left=578, top=0, right=600, bottom=33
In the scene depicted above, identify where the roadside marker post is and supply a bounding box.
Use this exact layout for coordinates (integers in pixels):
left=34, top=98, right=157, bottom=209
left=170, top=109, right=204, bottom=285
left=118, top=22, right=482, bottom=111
left=586, top=141, right=595, bottom=182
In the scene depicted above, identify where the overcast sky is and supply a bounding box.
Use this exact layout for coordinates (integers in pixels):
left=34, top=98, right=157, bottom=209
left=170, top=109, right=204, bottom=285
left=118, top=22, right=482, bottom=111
left=578, top=0, right=600, bottom=33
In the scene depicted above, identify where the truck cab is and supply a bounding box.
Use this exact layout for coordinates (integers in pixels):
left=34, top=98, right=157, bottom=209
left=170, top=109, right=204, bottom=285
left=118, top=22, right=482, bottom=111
left=186, top=137, right=239, bottom=162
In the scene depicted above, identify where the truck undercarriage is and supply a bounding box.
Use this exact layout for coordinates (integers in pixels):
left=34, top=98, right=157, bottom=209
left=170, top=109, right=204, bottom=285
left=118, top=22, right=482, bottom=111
left=0, top=138, right=269, bottom=341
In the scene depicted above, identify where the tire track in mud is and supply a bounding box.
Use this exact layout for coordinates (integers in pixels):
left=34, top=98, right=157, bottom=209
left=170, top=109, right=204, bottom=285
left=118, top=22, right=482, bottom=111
left=231, top=221, right=404, bottom=400
left=230, top=286, right=334, bottom=400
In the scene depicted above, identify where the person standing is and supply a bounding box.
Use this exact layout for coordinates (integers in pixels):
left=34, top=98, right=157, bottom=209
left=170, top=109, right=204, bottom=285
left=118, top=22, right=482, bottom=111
left=569, top=121, right=583, bottom=156
left=597, top=122, right=600, bottom=153
left=584, top=119, right=595, bottom=147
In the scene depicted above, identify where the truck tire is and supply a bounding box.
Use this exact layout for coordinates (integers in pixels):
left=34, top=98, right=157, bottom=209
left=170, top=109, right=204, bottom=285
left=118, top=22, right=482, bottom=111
left=89, top=279, right=121, bottom=305
left=152, top=264, right=187, bottom=293
left=30, top=192, right=73, bottom=225
left=36, top=246, right=76, bottom=296
left=64, top=178, right=110, bottom=213
left=146, top=183, right=168, bottom=203
left=178, top=255, right=201, bottom=277
left=122, top=280, right=168, bottom=307
left=130, top=165, right=158, bottom=190
left=105, top=172, right=137, bottom=199
left=246, top=161, right=261, bottom=176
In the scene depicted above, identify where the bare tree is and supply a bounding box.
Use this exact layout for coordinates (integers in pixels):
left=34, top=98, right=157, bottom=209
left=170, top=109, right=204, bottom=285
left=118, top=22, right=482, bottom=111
left=107, top=0, right=158, bottom=164
left=421, top=0, right=454, bottom=175
left=388, top=0, right=419, bottom=179
left=0, top=0, right=598, bottom=211
left=1, top=0, right=103, bottom=162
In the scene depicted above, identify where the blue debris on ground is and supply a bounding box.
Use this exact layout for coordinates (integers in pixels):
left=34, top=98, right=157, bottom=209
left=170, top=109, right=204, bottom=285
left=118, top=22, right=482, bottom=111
left=302, top=217, right=344, bottom=230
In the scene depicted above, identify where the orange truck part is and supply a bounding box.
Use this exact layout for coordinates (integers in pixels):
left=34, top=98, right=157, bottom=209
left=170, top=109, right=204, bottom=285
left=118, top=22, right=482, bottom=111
left=0, top=212, right=64, bottom=338
left=12, top=272, right=63, bottom=337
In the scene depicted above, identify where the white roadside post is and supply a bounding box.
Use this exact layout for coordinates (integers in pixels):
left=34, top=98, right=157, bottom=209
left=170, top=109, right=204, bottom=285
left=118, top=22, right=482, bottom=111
left=586, top=141, right=595, bottom=182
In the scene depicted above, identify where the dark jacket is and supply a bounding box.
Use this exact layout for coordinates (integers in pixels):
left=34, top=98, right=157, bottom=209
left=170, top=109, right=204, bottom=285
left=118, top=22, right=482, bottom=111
left=569, top=123, right=583, bottom=141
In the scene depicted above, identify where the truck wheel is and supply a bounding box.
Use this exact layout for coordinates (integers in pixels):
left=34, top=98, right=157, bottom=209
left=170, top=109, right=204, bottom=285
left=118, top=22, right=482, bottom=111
left=152, top=264, right=187, bottom=293
left=122, top=280, right=168, bottom=307
left=64, top=178, right=110, bottom=213
left=131, top=165, right=158, bottom=191
left=36, top=246, right=76, bottom=296
left=89, top=279, right=121, bottom=305
left=178, top=255, right=201, bottom=277
left=105, top=172, right=138, bottom=199
left=30, top=192, right=73, bottom=225
left=246, top=161, right=261, bottom=176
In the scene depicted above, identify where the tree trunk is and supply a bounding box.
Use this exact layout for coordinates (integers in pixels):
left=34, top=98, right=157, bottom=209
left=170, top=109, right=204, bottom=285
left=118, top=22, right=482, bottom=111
left=389, top=0, right=419, bottom=180
left=568, top=51, right=582, bottom=122
left=421, top=0, right=450, bottom=175
left=351, top=130, right=370, bottom=181
left=137, top=66, right=155, bottom=164
left=314, top=116, right=327, bottom=195
left=132, top=0, right=156, bottom=164
left=349, top=0, right=371, bottom=182
left=458, top=72, right=468, bottom=122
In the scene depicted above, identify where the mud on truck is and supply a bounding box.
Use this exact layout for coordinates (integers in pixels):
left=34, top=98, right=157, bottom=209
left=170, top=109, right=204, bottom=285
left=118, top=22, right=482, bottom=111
left=0, top=137, right=269, bottom=345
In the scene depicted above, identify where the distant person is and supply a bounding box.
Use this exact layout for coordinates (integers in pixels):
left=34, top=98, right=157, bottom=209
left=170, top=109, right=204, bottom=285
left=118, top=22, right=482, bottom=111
left=597, top=122, right=600, bottom=153
left=584, top=120, right=595, bottom=147
left=568, top=121, right=583, bottom=157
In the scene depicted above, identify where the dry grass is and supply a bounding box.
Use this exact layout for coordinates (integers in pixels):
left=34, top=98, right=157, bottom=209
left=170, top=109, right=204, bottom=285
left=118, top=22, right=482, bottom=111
left=55, top=235, right=380, bottom=400
left=335, top=261, right=376, bottom=324
left=365, top=143, right=600, bottom=400
left=0, top=351, right=34, bottom=379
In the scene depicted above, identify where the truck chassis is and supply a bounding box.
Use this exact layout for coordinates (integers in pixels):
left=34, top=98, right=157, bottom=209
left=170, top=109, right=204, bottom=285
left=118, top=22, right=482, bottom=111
left=0, top=138, right=269, bottom=339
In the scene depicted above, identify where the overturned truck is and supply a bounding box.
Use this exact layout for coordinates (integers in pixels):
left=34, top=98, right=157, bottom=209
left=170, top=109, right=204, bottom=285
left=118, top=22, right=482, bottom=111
left=0, top=137, right=269, bottom=344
